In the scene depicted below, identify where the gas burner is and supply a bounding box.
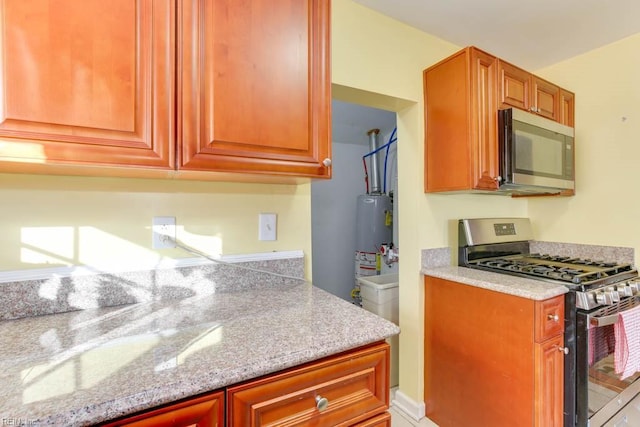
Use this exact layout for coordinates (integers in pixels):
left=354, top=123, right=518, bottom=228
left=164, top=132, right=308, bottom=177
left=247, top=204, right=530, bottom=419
left=458, top=218, right=640, bottom=312
left=468, top=253, right=637, bottom=287
left=529, top=253, right=573, bottom=263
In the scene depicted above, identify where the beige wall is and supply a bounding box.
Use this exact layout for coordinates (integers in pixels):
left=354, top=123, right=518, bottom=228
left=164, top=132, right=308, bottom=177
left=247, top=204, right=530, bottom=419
left=332, top=0, right=527, bottom=405
left=5, top=0, right=631, bottom=411
left=0, top=173, right=312, bottom=275
left=529, top=33, right=640, bottom=250
left=335, top=3, right=640, bottom=406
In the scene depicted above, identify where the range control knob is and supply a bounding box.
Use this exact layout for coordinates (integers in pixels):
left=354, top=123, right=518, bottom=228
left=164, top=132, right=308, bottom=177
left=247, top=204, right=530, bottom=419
left=628, top=281, right=640, bottom=295
left=606, top=286, right=621, bottom=303
left=617, top=284, right=634, bottom=298
left=595, top=291, right=613, bottom=306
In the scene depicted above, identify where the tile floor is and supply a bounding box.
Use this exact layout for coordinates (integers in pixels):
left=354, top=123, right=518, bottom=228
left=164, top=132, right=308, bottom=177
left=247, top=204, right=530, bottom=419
left=389, top=405, right=438, bottom=427
left=389, top=389, right=438, bottom=427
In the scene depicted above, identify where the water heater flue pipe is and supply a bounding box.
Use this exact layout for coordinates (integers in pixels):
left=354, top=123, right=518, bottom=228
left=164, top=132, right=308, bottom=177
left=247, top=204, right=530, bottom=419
left=367, top=128, right=381, bottom=194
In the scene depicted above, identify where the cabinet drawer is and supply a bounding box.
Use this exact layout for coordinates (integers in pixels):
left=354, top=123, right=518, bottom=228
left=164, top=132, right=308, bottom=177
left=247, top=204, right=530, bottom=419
left=227, top=342, right=390, bottom=427
left=102, top=390, right=224, bottom=427
left=535, top=295, right=564, bottom=342
left=354, top=412, right=391, bottom=426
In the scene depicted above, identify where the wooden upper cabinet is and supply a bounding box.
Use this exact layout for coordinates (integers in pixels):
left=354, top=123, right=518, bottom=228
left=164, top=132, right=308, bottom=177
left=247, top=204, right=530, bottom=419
left=424, top=46, right=499, bottom=193
left=178, top=0, right=331, bottom=178
left=498, top=59, right=569, bottom=123
left=559, top=89, right=575, bottom=127
left=532, top=77, right=561, bottom=121
left=0, top=0, right=174, bottom=171
left=498, top=60, right=530, bottom=111
left=425, top=46, right=576, bottom=195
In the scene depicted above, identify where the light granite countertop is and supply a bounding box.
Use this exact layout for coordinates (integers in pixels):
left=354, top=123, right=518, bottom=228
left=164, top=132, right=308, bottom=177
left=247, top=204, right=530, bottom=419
left=422, top=266, right=568, bottom=300
left=418, top=243, right=631, bottom=301
left=0, top=282, right=400, bottom=426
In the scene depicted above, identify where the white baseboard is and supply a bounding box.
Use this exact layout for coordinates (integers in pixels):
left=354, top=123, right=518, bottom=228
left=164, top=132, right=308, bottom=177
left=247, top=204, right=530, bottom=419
left=392, top=389, right=426, bottom=422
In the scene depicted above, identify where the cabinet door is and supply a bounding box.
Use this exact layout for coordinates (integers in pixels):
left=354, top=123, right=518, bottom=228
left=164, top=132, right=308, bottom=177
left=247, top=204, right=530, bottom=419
left=498, top=60, right=531, bottom=111
left=424, top=276, right=535, bottom=426
left=178, top=0, right=331, bottom=178
left=102, top=390, right=224, bottom=427
left=532, top=77, right=560, bottom=122
left=0, top=0, right=174, bottom=170
left=560, top=90, right=575, bottom=127
left=535, top=334, right=565, bottom=427
left=424, top=47, right=498, bottom=192
left=228, top=343, right=389, bottom=426
left=469, top=48, right=499, bottom=190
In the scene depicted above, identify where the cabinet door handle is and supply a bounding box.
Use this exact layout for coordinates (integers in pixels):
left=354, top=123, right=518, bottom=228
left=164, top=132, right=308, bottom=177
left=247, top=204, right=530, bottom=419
left=558, top=346, right=569, bottom=355
left=547, top=314, right=559, bottom=322
left=322, top=158, right=332, bottom=167
left=315, top=395, right=329, bottom=411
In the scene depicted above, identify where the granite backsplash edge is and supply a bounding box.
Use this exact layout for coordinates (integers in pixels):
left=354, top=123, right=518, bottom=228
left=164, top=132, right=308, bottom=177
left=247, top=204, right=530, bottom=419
left=422, top=241, right=636, bottom=270
left=0, top=257, right=304, bottom=321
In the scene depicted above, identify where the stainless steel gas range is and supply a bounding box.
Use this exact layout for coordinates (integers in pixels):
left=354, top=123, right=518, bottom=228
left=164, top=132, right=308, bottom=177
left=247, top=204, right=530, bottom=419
left=458, top=218, right=640, bottom=427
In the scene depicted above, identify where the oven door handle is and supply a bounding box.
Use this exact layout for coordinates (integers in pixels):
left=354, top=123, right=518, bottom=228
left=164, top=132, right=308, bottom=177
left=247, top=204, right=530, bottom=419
left=589, top=312, right=620, bottom=328
left=589, top=300, right=640, bottom=327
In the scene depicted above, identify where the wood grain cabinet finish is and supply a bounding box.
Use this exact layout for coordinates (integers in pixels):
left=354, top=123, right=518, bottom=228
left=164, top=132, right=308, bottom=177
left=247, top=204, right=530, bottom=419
left=0, top=0, right=174, bottom=172
left=560, top=89, right=576, bottom=127
left=498, top=59, right=573, bottom=124
left=424, top=46, right=500, bottom=193
left=424, top=46, right=575, bottom=195
left=424, top=276, right=565, bottom=426
left=352, top=412, right=391, bottom=427
left=0, top=0, right=331, bottom=182
left=227, top=342, right=390, bottom=426
left=101, top=390, right=224, bottom=427
left=101, top=343, right=389, bottom=426
left=178, top=0, right=331, bottom=179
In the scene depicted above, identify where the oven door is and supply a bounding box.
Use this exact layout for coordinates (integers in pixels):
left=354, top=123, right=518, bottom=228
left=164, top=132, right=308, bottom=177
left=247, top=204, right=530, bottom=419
left=576, top=298, right=640, bottom=426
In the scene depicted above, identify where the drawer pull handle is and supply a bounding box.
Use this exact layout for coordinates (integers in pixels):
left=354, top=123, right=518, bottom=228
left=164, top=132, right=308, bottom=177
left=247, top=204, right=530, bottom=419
left=315, top=395, right=329, bottom=412
left=547, top=314, right=559, bottom=322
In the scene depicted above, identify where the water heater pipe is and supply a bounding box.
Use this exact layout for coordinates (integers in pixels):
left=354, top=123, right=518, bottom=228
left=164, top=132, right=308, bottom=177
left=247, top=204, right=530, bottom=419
left=367, top=128, right=381, bottom=194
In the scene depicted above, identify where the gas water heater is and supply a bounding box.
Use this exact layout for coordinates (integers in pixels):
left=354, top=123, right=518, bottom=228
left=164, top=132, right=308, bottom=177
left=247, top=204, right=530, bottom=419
left=354, top=129, right=395, bottom=291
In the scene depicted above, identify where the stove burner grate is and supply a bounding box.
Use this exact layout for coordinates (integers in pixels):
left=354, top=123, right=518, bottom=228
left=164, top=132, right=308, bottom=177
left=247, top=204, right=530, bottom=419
left=470, top=255, right=634, bottom=287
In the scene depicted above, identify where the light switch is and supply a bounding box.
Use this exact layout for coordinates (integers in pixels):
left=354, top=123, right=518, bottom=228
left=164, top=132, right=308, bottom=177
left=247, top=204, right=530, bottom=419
left=259, top=213, right=277, bottom=241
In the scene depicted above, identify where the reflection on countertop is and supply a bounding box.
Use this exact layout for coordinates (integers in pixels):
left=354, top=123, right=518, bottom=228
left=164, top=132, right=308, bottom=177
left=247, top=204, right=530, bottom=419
left=0, top=281, right=400, bottom=426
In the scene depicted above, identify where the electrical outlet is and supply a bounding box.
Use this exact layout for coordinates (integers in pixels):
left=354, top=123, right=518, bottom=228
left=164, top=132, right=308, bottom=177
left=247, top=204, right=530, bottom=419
left=258, top=213, right=277, bottom=241
left=152, top=216, right=176, bottom=249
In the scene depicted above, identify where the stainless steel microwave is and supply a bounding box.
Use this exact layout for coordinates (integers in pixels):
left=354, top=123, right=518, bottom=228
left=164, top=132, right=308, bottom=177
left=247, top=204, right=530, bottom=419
left=498, top=108, right=575, bottom=194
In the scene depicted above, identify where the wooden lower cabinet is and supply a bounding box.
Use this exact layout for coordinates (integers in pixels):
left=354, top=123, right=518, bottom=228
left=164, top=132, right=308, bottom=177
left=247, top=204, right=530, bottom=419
left=101, top=390, right=224, bottom=427
left=101, top=342, right=390, bottom=426
left=228, top=342, right=390, bottom=426
left=424, top=276, right=565, bottom=426
left=353, top=412, right=391, bottom=426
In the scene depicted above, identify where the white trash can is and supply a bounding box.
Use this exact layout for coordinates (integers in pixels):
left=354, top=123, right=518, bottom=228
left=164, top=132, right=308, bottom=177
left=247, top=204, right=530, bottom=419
left=357, top=273, right=399, bottom=387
